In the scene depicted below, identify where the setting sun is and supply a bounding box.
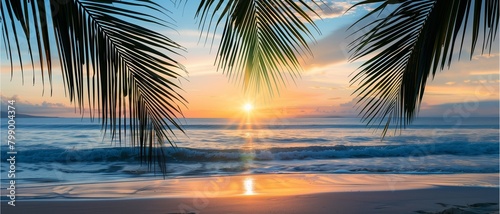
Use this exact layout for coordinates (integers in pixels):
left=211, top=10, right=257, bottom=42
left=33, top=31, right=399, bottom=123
left=243, top=103, right=253, bottom=113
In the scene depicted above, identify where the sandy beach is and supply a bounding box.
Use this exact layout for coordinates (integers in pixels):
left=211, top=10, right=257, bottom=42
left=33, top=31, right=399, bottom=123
left=2, top=187, right=499, bottom=214
left=2, top=173, right=498, bottom=213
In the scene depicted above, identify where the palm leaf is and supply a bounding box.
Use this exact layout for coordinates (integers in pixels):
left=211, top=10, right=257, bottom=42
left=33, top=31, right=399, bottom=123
left=1, top=0, right=186, bottom=174
left=348, top=0, right=499, bottom=136
left=195, top=0, right=321, bottom=95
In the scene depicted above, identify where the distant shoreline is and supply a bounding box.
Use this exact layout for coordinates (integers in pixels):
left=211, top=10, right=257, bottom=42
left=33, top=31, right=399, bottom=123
left=0, top=111, right=59, bottom=118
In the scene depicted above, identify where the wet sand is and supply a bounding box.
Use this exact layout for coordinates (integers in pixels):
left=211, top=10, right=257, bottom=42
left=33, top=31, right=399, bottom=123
left=2, top=173, right=498, bottom=213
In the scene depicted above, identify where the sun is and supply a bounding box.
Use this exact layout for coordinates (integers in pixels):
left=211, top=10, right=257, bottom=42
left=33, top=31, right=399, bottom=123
left=243, top=103, right=253, bottom=113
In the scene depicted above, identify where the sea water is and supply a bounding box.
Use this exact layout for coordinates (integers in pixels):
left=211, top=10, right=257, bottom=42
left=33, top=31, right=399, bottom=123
left=1, top=117, right=498, bottom=186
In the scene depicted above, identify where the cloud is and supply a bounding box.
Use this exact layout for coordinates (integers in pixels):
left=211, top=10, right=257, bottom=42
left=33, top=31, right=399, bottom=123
left=420, top=100, right=499, bottom=117
left=469, top=70, right=500, bottom=76
left=310, top=86, right=339, bottom=91
left=302, top=24, right=353, bottom=70
left=286, top=98, right=359, bottom=117
left=301, top=10, right=381, bottom=72
left=1, top=95, right=76, bottom=117
left=292, top=98, right=499, bottom=118
left=164, top=29, right=222, bottom=49
left=306, top=1, right=355, bottom=20
left=472, top=53, right=500, bottom=60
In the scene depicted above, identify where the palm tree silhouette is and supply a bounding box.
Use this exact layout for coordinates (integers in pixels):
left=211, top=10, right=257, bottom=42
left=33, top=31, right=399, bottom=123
left=2, top=0, right=188, bottom=174
left=348, top=0, right=499, bottom=135
left=1, top=0, right=498, bottom=173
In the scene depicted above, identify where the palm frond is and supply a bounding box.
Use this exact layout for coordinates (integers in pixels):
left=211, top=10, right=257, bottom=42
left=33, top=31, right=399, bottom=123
left=195, top=0, right=321, bottom=95
left=1, top=0, right=186, bottom=174
left=348, top=0, right=499, bottom=136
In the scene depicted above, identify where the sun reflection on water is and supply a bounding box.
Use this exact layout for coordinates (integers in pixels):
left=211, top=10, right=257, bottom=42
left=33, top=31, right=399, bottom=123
left=244, top=177, right=254, bottom=195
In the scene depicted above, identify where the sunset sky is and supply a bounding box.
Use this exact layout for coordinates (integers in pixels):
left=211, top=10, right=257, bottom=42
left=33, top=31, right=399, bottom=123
left=1, top=1, right=498, bottom=118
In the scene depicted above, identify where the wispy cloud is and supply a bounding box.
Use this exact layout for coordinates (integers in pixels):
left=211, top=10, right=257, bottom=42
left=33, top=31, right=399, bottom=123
left=304, top=1, right=357, bottom=20
left=469, top=70, right=500, bottom=76
left=302, top=24, right=353, bottom=70
left=164, top=29, right=222, bottom=49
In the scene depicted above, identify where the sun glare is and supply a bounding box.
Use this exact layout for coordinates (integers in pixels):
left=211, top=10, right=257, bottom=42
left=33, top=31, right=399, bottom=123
left=243, top=103, right=253, bottom=113
left=243, top=177, right=254, bottom=195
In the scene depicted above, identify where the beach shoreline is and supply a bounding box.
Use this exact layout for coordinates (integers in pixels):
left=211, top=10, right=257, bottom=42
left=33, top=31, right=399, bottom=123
left=1, top=186, right=498, bottom=214
left=2, top=173, right=498, bottom=213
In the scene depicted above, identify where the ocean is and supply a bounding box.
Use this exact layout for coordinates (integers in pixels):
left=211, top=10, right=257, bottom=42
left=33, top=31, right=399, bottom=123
left=1, top=117, right=498, bottom=186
